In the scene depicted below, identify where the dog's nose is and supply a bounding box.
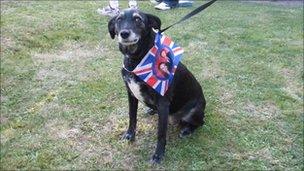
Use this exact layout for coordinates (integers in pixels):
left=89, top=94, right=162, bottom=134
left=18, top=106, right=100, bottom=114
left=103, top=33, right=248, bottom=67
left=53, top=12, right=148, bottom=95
left=120, top=30, right=130, bottom=39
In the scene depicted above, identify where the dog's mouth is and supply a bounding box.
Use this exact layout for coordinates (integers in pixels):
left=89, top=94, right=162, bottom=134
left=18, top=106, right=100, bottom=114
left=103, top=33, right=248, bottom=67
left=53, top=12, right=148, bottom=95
left=119, top=38, right=139, bottom=46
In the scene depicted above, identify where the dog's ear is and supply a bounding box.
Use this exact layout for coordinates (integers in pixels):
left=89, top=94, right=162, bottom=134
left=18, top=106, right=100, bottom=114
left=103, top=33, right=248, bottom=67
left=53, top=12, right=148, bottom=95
left=108, top=16, right=116, bottom=39
left=146, top=14, right=161, bottom=30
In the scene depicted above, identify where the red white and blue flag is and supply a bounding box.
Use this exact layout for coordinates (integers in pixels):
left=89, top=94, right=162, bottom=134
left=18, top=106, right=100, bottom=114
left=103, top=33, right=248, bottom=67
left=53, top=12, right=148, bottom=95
left=132, top=32, right=184, bottom=96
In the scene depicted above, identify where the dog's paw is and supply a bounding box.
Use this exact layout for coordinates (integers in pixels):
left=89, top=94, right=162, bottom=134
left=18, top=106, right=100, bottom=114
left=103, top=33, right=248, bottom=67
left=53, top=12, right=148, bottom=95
left=150, top=153, right=163, bottom=164
left=121, top=131, right=135, bottom=141
left=146, top=108, right=157, bottom=115
left=179, top=127, right=194, bottom=138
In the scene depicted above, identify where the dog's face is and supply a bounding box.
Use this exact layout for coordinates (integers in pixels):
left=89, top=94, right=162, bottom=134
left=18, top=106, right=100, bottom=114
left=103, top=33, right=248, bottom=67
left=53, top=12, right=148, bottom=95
left=108, top=9, right=161, bottom=47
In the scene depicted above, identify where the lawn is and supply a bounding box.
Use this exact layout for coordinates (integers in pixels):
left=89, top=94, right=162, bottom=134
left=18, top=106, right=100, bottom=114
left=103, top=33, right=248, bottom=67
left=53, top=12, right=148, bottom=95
left=0, top=0, right=303, bottom=170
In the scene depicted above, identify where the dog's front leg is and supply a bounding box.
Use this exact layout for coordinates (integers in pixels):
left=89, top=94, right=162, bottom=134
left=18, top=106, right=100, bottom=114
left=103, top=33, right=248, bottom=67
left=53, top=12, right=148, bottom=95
left=122, top=91, right=138, bottom=141
left=151, top=97, right=169, bottom=164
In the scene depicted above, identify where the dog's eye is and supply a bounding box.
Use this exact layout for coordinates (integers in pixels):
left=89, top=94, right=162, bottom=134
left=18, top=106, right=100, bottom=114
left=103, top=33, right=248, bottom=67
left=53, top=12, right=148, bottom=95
left=134, top=17, right=142, bottom=23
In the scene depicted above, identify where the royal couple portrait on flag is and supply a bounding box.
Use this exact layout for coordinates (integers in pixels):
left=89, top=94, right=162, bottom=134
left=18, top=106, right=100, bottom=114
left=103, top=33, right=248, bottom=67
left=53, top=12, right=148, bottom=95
left=132, top=32, right=184, bottom=96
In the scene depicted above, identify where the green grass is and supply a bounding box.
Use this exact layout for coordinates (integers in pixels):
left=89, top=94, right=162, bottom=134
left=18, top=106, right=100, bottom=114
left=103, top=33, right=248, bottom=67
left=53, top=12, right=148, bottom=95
left=1, top=1, right=303, bottom=170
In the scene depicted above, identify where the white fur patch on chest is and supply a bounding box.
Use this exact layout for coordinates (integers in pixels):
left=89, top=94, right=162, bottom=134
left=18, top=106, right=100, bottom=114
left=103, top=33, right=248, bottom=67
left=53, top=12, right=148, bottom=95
left=128, top=79, right=144, bottom=102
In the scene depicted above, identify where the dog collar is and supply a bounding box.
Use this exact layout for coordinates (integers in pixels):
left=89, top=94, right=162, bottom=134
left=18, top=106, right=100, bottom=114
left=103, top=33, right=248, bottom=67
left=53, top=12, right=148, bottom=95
left=126, top=31, right=183, bottom=96
left=122, top=64, right=132, bottom=72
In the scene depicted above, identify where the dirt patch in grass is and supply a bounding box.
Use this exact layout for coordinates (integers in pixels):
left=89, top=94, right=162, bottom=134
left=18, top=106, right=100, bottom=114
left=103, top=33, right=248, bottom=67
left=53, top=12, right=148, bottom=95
left=32, top=42, right=100, bottom=64
left=220, top=91, right=235, bottom=106
left=36, top=68, right=68, bottom=82
left=186, top=41, right=225, bottom=79
left=101, top=105, right=158, bottom=141
left=45, top=119, right=78, bottom=140
left=0, top=116, right=9, bottom=124
left=1, top=127, right=16, bottom=144
left=0, top=94, right=8, bottom=103
left=34, top=48, right=97, bottom=63
left=248, top=1, right=303, bottom=7
left=287, top=40, right=303, bottom=47
left=32, top=41, right=104, bottom=91
left=44, top=118, right=119, bottom=168
left=280, top=68, right=302, bottom=101
left=229, top=147, right=278, bottom=165
left=248, top=148, right=275, bottom=162
left=0, top=36, right=16, bottom=52
left=40, top=101, right=76, bottom=117
left=244, top=101, right=279, bottom=121
left=45, top=112, right=144, bottom=169
left=217, top=89, right=238, bottom=118
left=201, top=58, right=224, bottom=79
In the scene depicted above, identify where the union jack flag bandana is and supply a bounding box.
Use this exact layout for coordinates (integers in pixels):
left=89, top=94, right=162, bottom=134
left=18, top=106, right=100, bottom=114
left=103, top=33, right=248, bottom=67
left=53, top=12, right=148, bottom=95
left=132, top=32, right=184, bottom=96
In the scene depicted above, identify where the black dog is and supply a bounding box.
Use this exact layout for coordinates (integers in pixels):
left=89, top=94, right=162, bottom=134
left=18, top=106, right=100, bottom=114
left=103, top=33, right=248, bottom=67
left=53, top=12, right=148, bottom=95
left=108, top=9, right=206, bottom=164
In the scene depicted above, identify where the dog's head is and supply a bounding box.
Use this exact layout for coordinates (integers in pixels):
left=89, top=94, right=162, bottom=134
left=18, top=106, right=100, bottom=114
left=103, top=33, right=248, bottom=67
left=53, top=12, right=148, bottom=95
left=108, top=9, right=161, bottom=47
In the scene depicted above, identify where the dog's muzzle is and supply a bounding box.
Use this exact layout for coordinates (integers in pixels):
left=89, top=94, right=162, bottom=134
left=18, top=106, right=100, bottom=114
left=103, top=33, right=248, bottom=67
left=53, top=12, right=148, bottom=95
left=118, top=29, right=140, bottom=46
